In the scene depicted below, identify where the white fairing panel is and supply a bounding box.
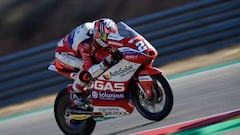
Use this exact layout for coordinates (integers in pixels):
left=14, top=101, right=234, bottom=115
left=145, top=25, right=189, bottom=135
left=93, top=106, right=129, bottom=117
left=97, top=59, right=141, bottom=82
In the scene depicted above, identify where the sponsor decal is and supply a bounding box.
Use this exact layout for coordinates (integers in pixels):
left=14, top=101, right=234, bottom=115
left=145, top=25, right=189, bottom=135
left=95, top=107, right=129, bottom=116
left=97, top=107, right=121, bottom=112
left=103, top=111, right=128, bottom=116
left=135, top=41, right=147, bottom=52
left=98, top=60, right=141, bottom=82
left=110, top=65, right=134, bottom=77
left=91, top=91, right=125, bottom=100
left=103, top=73, right=111, bottom=80
left=138, top=75, right=152, bottom=81
left=94, top=80, right=125, bottom=92
left=91, top=91, right=98, bottom=98
left=125, top=55, right=138, bottom=60
left=108, top=41, right=123, bottom=46
left=108, top=33, right=124, bottom=40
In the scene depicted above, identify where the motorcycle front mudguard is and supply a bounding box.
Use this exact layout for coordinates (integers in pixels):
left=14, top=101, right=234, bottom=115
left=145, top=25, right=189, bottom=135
left=137, top=66, right=162, bottom=76
left=132, top=67, right=173, bottom=121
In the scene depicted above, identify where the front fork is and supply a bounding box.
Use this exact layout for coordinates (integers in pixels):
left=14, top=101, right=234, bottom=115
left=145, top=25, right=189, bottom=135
left=136, top=67, right=162, bottom=100
left=137, top=76, right=154, bottom=99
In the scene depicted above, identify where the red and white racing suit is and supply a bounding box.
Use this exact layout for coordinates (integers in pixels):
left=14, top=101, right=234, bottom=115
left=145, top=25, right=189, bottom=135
left=54, top=22, right=111, bottom=93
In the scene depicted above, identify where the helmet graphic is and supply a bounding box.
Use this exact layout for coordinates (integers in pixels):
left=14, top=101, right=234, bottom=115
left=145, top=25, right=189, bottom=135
left=93, top=18, right=118, bottom=47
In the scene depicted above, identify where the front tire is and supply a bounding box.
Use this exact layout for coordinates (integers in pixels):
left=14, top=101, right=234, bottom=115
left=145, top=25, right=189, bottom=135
left=133, top=74, right=173, bottom=121
left=54, top=88, right=96, bottom=135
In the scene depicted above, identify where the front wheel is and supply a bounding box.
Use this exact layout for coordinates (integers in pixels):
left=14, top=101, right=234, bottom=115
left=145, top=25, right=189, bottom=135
left=133, top=74, right=173, bottom=121
left=54, top=88, right=96, bottom=135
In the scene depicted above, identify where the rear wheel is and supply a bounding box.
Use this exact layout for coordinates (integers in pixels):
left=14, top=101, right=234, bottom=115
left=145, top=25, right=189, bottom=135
left=133, top=74, right=173, bottom=121
left=54, top=88, right=96, bottom=135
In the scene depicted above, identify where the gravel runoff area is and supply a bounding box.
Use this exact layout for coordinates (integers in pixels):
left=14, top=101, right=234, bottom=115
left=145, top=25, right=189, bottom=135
left=0, top=44, right=239, bottom=119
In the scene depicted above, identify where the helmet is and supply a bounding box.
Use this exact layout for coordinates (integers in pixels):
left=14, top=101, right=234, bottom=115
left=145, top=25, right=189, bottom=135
left=93, top=18, right=118, bottom=47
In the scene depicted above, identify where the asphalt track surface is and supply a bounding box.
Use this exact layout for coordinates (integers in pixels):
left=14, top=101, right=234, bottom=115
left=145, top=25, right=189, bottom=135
left=0, top=61, right=239, bottom=135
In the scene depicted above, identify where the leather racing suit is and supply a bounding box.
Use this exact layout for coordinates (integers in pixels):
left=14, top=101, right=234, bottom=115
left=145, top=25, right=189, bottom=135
left=54, top=22, right=112, bottom=93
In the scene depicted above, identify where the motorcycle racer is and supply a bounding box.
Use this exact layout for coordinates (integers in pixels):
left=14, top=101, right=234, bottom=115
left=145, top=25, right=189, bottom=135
left=54, top=18, right=119, bottom=113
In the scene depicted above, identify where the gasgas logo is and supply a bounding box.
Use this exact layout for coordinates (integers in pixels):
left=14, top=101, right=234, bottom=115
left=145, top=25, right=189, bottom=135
left=94, top=80, right=125, bottom=92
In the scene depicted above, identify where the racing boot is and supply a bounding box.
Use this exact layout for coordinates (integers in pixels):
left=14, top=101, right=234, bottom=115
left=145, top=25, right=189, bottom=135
left=67, top=92, right=93, bottom=114
left=67, top=88, right=93, bottom=114
left=67, top=69, right=93, bottom=114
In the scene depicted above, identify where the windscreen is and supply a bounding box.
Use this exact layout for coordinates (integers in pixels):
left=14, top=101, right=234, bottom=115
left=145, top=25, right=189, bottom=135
left=117, top=22, right=140, bottom=38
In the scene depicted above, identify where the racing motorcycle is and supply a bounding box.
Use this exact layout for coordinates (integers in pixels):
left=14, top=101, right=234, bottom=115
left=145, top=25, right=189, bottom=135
left=48, top=22, right=173, bottom=135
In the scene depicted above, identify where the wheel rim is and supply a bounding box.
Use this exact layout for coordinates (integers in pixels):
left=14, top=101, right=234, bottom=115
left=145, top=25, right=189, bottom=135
left=138, top=77, right=166, bottom=113
left=64, top=110, right=84, bottom=129
left=56, top=93, right=86, bottom=134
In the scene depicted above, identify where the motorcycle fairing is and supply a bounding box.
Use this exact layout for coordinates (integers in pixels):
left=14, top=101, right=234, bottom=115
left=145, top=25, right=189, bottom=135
left=89, top=59, right=140, bottom=115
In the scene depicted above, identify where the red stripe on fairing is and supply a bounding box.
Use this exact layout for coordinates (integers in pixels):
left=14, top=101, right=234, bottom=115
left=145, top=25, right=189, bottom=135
left=137, top=67, right=162, bottom=75
left=133, top=109, right=240, bottom=135
left=123, top=53, right=149, bottom=63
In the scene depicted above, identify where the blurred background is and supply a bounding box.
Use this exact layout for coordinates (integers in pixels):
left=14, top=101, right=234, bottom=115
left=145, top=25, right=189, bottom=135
left=0, top=1, right=240, bottom=134
left=1, top=0, right=240, bottom=105
left=0, top=0, right=197, bottom=56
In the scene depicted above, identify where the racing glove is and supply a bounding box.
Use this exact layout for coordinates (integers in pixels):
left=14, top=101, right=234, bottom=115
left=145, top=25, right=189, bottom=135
left=88, top=54, right=114, bottom=78
left=103, top=54, right=114, bottom=67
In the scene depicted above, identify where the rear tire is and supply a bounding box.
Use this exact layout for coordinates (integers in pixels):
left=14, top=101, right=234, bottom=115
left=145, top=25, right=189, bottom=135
left=54, top=88, right=96, bottom=135
left=133, top=74, right=173, bottom=121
